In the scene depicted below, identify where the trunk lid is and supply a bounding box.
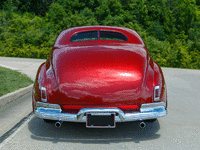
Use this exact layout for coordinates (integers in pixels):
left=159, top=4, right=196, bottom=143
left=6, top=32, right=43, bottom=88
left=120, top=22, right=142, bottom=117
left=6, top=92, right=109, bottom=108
left=52, top=45, right=150, bottom=105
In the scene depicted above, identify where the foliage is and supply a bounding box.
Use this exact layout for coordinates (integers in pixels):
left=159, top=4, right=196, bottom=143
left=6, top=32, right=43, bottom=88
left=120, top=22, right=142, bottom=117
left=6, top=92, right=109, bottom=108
left=47, top=3, right=66, bottom=24
left=148, top=21, right=166, bottom=41
left=0, top=0, right=200, bottom=69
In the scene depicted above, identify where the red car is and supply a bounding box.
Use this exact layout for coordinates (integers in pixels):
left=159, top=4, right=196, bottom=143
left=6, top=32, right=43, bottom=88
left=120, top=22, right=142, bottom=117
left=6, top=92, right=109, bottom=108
left=32, top=26, right=167, bottom=128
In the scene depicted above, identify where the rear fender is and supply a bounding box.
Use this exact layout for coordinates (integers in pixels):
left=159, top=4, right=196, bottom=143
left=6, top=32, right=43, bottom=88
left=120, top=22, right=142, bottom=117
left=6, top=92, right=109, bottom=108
left=46, top=60, right=59, bottom=104
left=32, top=62, right=47, bottom=111
left=140, top=55, right=154, bottom=105
left=153, top=62, right=167, bottom=108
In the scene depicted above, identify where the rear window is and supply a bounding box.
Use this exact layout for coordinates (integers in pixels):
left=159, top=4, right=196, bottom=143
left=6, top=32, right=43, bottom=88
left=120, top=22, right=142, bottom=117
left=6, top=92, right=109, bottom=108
left=99, top=30, right=128, bottom=41
left=69, top=30, right=98, bottom=42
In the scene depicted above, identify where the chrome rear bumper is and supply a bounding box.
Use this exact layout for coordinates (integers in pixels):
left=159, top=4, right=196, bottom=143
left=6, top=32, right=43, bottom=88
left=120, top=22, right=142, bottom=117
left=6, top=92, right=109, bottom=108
left=34, top=102, right=167, bottom=122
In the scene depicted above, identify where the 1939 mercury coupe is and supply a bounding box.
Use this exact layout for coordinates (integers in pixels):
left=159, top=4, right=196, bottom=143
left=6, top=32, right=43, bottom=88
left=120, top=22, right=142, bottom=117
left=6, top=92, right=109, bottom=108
left=32, top=26, right=167, bottom=128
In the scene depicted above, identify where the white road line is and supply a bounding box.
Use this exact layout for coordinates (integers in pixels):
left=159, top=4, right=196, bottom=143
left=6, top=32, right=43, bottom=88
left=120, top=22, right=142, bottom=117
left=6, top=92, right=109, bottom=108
left=0, top=114, right=34, bottom=149
left=0, top=64, right=19, bottom=71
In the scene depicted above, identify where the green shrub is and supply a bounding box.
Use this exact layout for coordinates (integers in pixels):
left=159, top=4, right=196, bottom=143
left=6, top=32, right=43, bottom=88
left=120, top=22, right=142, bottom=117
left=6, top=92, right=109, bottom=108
left=47, top=3, right=66, bottom=24
left=148, top=21, right=166, bottom=41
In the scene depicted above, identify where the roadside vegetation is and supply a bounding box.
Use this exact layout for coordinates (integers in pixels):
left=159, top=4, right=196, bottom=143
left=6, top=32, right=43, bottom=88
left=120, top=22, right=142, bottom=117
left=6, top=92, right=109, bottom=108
left=0, top=0, right=200, bottom=69
left=0, top=66, right=33, bottom=96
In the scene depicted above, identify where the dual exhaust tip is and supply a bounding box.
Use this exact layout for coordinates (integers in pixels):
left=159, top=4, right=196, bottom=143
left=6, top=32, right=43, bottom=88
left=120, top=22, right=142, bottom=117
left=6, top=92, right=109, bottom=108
left=139, top=121, right=146, bottom=128
left=54, top=120, right=146, bottom=128
left=55, top=120, right=62, bottom=128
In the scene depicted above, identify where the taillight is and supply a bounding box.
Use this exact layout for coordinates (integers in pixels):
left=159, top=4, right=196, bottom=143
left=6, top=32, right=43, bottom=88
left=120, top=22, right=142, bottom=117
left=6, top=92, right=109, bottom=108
left=154, top=86, right=160, bottom=101
left=41, top=87, right=47, bottom=102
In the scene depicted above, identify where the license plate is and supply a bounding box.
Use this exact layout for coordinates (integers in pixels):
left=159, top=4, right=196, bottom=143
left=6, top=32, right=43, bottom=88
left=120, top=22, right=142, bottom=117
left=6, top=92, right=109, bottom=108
left=86, top=113, right=115, bottom=128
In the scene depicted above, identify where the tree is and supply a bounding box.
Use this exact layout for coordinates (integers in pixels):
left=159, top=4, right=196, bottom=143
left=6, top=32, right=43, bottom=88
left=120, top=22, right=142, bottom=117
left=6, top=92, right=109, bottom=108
left=148, top=21, right=166, bottom=41
left=47, top=3, right=66, bottom=24
left=57, top=0, right=85, bottom=14
left=17, top=0, right=55, bottom=16
left=168, top=0, right=197, bottom=35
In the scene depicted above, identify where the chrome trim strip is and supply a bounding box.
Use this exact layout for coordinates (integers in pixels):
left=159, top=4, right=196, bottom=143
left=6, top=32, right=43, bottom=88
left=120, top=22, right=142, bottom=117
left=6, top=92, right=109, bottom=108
left=34, top=102, right=167, bottom=122
left=36, top=102, right=61, bottom=109
left=141, top=102, right=165, bottom=108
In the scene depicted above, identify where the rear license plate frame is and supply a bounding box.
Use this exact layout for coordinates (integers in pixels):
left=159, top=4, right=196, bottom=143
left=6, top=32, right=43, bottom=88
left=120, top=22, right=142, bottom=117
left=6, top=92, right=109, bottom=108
left=86, top=113, right=115, bottom=128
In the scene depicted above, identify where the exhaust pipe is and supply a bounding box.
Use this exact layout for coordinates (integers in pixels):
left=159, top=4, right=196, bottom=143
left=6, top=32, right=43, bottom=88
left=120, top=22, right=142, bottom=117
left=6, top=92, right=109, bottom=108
left=139, top=121, right=146, bottom=128
left=55, top=120, right=62, bottom=128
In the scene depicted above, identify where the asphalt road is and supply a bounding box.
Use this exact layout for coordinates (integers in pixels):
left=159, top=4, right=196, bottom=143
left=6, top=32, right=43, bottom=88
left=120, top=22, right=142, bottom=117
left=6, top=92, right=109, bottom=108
left=0, top=57, right=200, bottom=150
left=0, top=57, right=45, bottom=136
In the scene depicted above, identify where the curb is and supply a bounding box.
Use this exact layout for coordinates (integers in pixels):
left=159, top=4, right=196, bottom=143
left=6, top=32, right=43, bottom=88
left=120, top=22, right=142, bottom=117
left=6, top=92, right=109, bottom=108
left=0, top=84, right=33, bottom=108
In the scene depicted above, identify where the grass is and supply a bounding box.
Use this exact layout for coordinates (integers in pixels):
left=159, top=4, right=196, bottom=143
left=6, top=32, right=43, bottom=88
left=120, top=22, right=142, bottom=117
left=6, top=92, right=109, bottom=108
left=0, top=66, right=33, bottom=96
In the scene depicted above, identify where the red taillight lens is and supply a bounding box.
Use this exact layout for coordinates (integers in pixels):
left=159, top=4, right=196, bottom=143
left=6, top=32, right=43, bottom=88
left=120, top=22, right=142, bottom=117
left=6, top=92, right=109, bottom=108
left=154, top=86, right=160, bottom=101
left=62, top=105, right=139, bottom=110
left=41, top=87, right=47, bottom=102
left=41, top=90, right=46, bottom=99
left=61, top=105, right=139, bottom=114
left=155, top=89, right=159, bottom=97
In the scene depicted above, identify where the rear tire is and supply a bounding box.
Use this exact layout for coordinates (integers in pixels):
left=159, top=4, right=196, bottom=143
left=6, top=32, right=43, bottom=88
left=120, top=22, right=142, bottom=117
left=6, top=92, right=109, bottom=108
left=43, top=119, right=55, bottom=123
